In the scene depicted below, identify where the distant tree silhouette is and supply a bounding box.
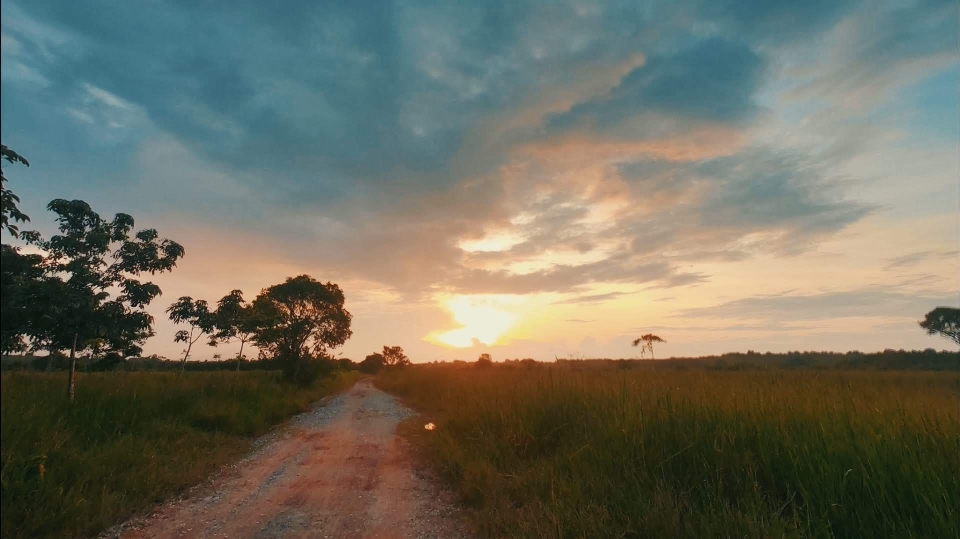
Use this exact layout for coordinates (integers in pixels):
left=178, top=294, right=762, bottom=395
left=919, top=307, right=960, bottom=347
left=360, top=353, right=385, bottom=373
left=209, top=290, right=257, bottom=372
left=249, top=275, right=352, bottom=383
left=381, top=345, right=410, bottom=367
left=167, top=297, right=215, bottom=373
left=632, top=334, right=666, bottom=360
left=476, top=352, right=493, bottom=368
left=23, top=199, right=184, bottom=399
left=1, top=144, right=30, bottom=238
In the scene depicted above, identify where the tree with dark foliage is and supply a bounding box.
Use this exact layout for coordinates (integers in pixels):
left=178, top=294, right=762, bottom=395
left=22, top=199, right=184, bottom=400
left=209, top=289, right=257, bottom=372
left=1, top=144, right=30, bottom=239
left=167, top=296, right=215, bottom=373
left=360, top=352, right=386, bottom=373
left=919, top=307, right=960, bottom=347
left=476, top=352, right=493, bottom=368
left=0, top=244, right=45, bottom=354
left=381, top=345, right=410, bottom=367
left=632, top=334, right=666, bottom=360
left=250, top=275, right=352, bottom=384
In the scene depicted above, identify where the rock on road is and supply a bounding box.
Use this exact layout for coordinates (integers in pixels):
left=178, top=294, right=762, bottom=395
left=112, top=379, right=470, bottom=539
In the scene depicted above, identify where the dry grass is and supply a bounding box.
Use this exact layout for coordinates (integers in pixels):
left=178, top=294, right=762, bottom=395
left=1, top=370, right=359, bottom=539
left=378, top=365, right=958, bottom=538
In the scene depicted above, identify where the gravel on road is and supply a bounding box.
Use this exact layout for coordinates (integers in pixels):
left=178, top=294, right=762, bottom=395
left=104, top=379, right=470, bottom=539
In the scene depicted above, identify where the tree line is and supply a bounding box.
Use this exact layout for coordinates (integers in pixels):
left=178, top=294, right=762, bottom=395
left=1, top=143, right=398, bottom=399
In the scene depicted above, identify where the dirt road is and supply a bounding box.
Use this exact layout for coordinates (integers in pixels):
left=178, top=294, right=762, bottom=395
left=113, top=379, right=470, bottom=539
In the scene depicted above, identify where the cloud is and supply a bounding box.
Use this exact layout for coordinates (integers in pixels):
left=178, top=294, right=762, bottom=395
left=789, top=0, right=957, bottom=108
left=682, top=286, right=958, bottom=322
left=693, top=148, right=874, bottom=254
left=554, top=291, right=631, bottom=305
left=548, top=38, right=765, bottom=132
left=0, top=0, right=951, bottom=313
left=885, top=250, right=957, bottom=270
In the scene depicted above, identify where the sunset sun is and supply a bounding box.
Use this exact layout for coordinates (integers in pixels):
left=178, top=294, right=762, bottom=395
left=428, top=296, right=520, bottom=348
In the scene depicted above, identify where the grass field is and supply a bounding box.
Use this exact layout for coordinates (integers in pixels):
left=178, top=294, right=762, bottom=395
left=0, top=370, right=359, bottom=539
left=377, top=365, right=958, bottom=538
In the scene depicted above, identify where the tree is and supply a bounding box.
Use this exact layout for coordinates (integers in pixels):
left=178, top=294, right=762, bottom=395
left=919, top=307, right=960, bottom=347
left=476, top=352, right=493, bottom=368
left=249, top=275, right=352, bottom=382
left=1, top=144, right=30, bottom=239
left=209, top=289, right=256, bottom=372
left=0, top=244, right=46, bottom=354
left=381, top=345, right=410, bottom=367
left=23, top=199, right=184, bottom=400
left=167, top=296, right=215, bottom=373
left=360, top=352, right=385, bottom=374
left=632, top=334, right=666, bottom=360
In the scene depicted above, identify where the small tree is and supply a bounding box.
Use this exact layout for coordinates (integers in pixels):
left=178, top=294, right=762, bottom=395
left=632, top=334, right=666, bottom=360
left=382, top=345, right=410, bottom=367
left=167, top=297, right=215, bottom=373
left=1, top=144, right=30, bottom=239
left=476, top=352, right=493, bottom=368
left=360, top=352, right=385, bottom=374
left=250, top=275, right=352, bottom=383
left=209, top=289, right=256, bottom=372
left=919, top=307, right=960, bottom=347
left=23, top=199, right=184, bottom=400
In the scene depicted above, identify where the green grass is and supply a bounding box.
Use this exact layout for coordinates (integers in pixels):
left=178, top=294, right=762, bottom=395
left=1, top=369, right=359, bottom=539
left=377, top=366, right=959, bottom=538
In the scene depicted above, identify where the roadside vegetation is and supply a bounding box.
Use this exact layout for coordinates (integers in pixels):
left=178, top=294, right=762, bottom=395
left=1, top=369, right=359, bottom=539
left=378, top=363, right=958, bottom=538
left=1, top=142, right=367, bottom=538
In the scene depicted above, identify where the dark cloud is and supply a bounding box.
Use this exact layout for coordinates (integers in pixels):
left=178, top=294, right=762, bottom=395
left=694, top=149, right=874, bottom=254
left=0, top=0, right=949, bottom=304
left=549, top=38, right=765, bottom=131
left=698, top=0, right=856, bottom=45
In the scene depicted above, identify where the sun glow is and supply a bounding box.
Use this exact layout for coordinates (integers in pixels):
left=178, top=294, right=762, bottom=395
left=428, top=296, right=520, bottom=348
left=458, top=231, right=525, bottom=252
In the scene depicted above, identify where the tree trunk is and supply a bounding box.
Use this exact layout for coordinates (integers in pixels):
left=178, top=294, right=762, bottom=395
left=236, top=339, right=245, bottom=374
left=67, top=333, right=78, bottom=402
left=180, top=329, right=195, bottom=375
left=46, top=351, right=54, bottom=372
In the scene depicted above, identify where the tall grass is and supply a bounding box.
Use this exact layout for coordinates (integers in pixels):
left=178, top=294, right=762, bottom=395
left=377, top=366, right=958, bottom=538
left=1, top=370, right=359, bottom=539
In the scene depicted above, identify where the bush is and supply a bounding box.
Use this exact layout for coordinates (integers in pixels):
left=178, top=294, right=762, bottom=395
left=360, top=353, right=386, bottom=374
left=280, top=356, right=337, bottom=387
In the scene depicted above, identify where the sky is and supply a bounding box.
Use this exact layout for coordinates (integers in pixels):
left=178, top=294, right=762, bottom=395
left=1, top=0, right=957, bottom=362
